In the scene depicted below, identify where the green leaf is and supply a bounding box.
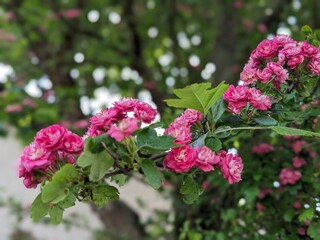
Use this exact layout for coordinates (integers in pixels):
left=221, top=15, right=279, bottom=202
left=254, top=117, right=277, bottom=126
left=141, top=159, right=164, bottom=189
left=58, top=192, right=77, bottom=209
left=307, top=222, right=320, bottom=240
left=30, top=193, right=50, bottom=222
left=86, top=134, right=114, bottom=153
left=41, top=164, right=78, bottom=203
left=301, top=25, right=312, bottom=35
left=49, top=206, right=64, bottom=224
left=209, top=98, right=226, bottom=124
left=214, top=126, right=232, bottom=138
left=92, top=184, right=120, bottom=208
left=89, top=153, right=114, bottom=182
left=187, top=232, right=203, bottom=240
left=270, top=126, right=320, bottom=137
left=165, top=82, right=228, bottom=115
left=137, top=127, right=176, bottom=153
left=298, top=208, right=314, bottom=222
left=205, top=137, right=222, bottom=152
left=111, top=174, right=128, bottom=187
left=180, top=175, right=203, bottom=204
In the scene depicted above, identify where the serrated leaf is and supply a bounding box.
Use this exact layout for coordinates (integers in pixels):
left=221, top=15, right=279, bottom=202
left=165, top=82, right=228, bottom=115
left=30, top=193, right=50, bottom=222
left=254, top=117, right=277, bottom=126
left=191, top=133, right=207, bottom=148
left=137, top=127, right=176, bottom=153
left=89, top=153, right=114, bottom=182
left=298, top=208, right=314, bottom=222
left=301, top=25, right=312, bottom=35
left=92, top=184, right=119, bottom=208
left=141, top=159, right=164, bottom=189
left=180, top=175, right=203, bottom=204
left=49, top=206, right=64, bottom=224
left=111, top=174, right=128, bottom=187
left=270, top=126, right=320, bottom=137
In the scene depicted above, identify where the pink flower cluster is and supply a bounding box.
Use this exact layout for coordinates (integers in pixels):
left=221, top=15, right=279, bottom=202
left=85, top=98, right=157, bottom=142
left=251, top=143, right=275, bottom=154
left=279, top=168, right=302, bottom=185
left=223, top=85, right=272, bottom=114
left=18, top=124, right=83, bottom=188
left=241, top=35, right=320, bottom=89
left=163, top=109, right=243, bottom=184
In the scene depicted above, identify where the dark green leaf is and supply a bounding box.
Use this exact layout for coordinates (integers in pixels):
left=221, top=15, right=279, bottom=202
left=111, top=174, right=128, bottom=187
left=165, top=82, right=228, bottom=115
left=137, top=127, right=176, bottom=153
left=205, top=137, right=222, bottom=152
left=214, top=126, right=232, bottom=138
left=180, top=175, right=203, bottom=204
left=270, top=126, right=320, bottom=137
left=141, top=159, right=164, bottom=189
left=58, top=192, right=77, bottom=209
left=209, top=98, right=226, bottom=124
left=191, top=133, right=207, bottom=148
left=254, top=117, right=278, bottom=126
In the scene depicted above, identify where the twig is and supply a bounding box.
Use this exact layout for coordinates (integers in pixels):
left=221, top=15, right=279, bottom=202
left=101, top=142, right=129, bottom=174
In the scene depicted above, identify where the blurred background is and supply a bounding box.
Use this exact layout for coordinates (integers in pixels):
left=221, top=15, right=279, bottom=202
left=0, top=0, right=319, bottom=239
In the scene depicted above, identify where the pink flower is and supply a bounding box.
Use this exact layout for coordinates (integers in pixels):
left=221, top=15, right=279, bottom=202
left=219, top=152, right=243, bottom=184
left=240, top=65, right=257, bottom=84
left=292, top=140, right=307, bottom=154
left=34, top=124, right=67, bottom=151
left=272, top=35, right=295, bottom=48
left=293, top=201, right=302, bottom=209
left=287, top=54, right=304, bottom=69
left=309, top=56, right=320, bottom=76
left=252, top=143, right=275, bottom=154
left=279, top=168, right=302, bottom=185
left=74, top=119, right=89, bottom=129
left=163, top=146, right=196, bottom=173
left=195, top=146, right=220, bottom=172
left=60, top=9, right=81, bottom=19
left=248, top=88, right=272, bottom=111
left=256, top=202, right=265, bottom=212
left=113, top=98, right=138, bottom=112
left=164, top=122, right=191, bottom=145
left=181, top=109, right=203, bottom=125
left=107, top=118, right=139, bottom=142
left=256, top=67, right=273, bottom=83
left=267, top=62, right=285, bottom=76
left=23, top=98, right=37, bottom=108
left=258, top=188, right=273, bottom=199
left=256, top=39, right=278, bottom=59
left=297, top=227, right=306, bottom=236
left=292, top=156, right=306, bottom=168
left=281, top=42, right=302, bottom=58
left=134, top=102, right=157, bottom=124
left=19, top=143, right=52, bottom=172
left=5, top=104, right=23, bottom=113
left=62, top=132, right=84, bottom=154
left=223, top=85, right=250, bottom=114
left=301, top=41, right=318, bottom=58
left=18, top=168, right=41, bottom=189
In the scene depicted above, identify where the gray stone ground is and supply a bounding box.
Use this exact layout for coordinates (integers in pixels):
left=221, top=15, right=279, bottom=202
left=0, top=129, right=170, bottom=240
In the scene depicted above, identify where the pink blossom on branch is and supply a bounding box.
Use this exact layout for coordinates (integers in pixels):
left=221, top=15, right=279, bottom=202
left=248, top=88, right=272, bottom=111
left=256, top=39, right=278, bottom=59
left=195, top=146, right=220, bottom=172
left=163, top=146, right=196, bottom=173
left=107, top=118, right=139, bottom=142
left=219, top=151, right=243, bottom=184
left=134, top=102, right=157, bottom=124
left=34, top=124, right=67, bottom=151
left=292, top=156, right=306, bottom=168
left=62, top=132, right=84, bottom=154
left=223, top=85, right=250, bottom=114
left=164, top=122, right=192, bottom=145
left=181, top=109, right=203, bottom=125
